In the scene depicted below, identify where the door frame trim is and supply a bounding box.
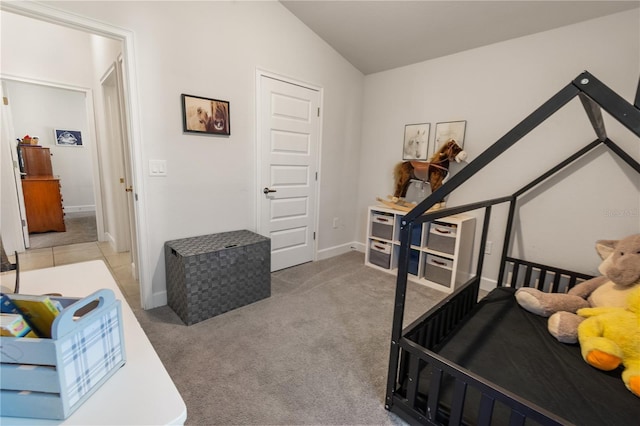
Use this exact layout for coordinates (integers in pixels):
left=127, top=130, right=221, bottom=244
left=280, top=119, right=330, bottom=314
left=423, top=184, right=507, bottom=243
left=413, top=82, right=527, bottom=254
left=2, top=2, right=152, bottom=309
left=255, top=68, right=324, bottom=263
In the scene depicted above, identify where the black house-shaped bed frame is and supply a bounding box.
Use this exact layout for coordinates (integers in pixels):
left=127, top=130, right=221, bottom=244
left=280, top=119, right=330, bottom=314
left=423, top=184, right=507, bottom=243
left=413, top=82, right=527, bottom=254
left=385, top=71, right=640, bottom=425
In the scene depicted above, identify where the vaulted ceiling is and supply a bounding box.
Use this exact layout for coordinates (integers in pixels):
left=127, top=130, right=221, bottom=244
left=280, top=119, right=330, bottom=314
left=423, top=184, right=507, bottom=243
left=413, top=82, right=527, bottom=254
left=281, top=1, right=640, bottom=75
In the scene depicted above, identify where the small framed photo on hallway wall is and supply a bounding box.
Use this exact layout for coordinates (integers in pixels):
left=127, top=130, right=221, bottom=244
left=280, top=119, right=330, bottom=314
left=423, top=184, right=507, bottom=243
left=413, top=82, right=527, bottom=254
left=181, top=94, right=230, bottom=136
left=54, top=129, right=83, bottom=147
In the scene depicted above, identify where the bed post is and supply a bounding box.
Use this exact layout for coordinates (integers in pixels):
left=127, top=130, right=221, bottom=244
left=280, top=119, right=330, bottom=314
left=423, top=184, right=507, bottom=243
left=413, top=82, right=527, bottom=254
left=475, top=206, right=492, bottom=280
left=579, top=93, right=607, bottom=141
left=385, top=221, right=413, bottom=411
left=497, top=197, right=517, bottom=286
left=634, top=76, right=640, bottom=110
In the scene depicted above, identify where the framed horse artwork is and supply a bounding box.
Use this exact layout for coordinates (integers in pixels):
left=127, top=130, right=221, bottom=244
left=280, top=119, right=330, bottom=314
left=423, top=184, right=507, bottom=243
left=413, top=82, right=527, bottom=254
left=402, top=123, right=430, bottom=160
left=432, top=120, right=466, bottom=157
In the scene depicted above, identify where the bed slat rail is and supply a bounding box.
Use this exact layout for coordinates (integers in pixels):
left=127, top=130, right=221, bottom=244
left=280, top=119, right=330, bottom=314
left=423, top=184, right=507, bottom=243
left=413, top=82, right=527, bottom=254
left=403, top=276, right=479, bottom=350
left=477, top=394, right=495, bottom=426
left=393, top=338, right=568, bottom=426
left=396, top=276, right=481, bottom=416
left=502, top=257, right=593, bottom=292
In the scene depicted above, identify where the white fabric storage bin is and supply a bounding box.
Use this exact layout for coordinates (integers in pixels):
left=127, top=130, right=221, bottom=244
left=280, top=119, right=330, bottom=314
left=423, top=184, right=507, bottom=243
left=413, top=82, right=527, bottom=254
left=371, top=212, right=394, bottom=240
left=369, top=240, right=392, bottom=269
left=424, top=254, right=453, bottom=288
left=428, top=222, right=457, bottom=254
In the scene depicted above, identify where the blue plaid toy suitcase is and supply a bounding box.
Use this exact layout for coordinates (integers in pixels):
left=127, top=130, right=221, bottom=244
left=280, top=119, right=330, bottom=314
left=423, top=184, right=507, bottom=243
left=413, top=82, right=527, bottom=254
left=0, top=289, right=126, bottom=420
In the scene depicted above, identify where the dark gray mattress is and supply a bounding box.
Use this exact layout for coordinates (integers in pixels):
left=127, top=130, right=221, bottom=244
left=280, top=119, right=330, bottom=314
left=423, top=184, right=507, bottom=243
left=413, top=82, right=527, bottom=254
left=417, top=287, right=640, bottom=425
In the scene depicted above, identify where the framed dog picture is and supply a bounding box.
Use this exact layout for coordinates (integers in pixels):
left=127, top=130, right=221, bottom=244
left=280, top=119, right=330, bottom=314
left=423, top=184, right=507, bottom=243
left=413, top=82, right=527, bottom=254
left=402, top=123, right=430, bottom=160
left=181, top=94, right=230, bottom=136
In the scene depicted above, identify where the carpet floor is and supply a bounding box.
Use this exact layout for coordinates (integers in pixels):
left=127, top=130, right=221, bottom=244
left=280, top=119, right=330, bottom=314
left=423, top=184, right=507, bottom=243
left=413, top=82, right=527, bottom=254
left=28, top=212, right=97, bottom=249
left=129, top=251, right=448, bottom=425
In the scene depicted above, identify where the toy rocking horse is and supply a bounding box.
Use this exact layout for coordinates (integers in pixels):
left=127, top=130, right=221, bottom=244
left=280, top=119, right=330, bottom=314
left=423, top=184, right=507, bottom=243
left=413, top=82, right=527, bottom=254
left=381, top=139, right=467, bottom=211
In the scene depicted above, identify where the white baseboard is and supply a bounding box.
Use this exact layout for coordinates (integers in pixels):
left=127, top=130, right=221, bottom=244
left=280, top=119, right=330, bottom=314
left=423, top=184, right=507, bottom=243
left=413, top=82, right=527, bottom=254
left=151, top=291, right=167, bottom=309
left=64, top=205, right=96, bottom=213
left=317, top=242, right=359, bottom=260
left=350, top=241, right=366, bottom=253
left=104, top=232, right=116, bottom=249
left=480, top=276, right=498, bottom=292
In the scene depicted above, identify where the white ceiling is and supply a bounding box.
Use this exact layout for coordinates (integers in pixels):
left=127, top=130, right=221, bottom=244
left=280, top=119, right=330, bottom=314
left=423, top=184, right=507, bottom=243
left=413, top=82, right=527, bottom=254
left=281, top=1, right=640, bottom=75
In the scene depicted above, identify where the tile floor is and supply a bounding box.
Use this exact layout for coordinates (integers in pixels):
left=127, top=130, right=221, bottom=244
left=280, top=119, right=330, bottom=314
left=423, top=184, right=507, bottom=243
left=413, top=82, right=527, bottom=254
left=8, top=242, right=141, bottom=307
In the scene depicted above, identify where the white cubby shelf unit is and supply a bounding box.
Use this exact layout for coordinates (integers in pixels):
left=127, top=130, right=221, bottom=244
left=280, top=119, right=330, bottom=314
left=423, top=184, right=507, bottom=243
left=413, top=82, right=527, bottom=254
left=365, top=205, right=476, bottom=293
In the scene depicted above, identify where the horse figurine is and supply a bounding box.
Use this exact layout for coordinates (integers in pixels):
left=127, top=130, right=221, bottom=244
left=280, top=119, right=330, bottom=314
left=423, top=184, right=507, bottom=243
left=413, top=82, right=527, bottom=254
left=393, top=139, right=467, bottom=200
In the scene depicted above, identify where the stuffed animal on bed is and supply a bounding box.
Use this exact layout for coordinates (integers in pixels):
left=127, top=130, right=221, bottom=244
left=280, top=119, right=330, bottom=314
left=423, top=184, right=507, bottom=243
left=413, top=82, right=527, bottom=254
left=515, top=234, right=640, bottom=344
left=577, top=286, right=640, bottom=397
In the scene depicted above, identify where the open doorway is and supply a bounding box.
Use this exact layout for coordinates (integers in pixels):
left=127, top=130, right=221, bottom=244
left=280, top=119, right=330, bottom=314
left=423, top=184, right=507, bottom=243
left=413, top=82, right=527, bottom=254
left=1, top=8, right=144, bottom=304
left=3, top=79, right=100, bottom=250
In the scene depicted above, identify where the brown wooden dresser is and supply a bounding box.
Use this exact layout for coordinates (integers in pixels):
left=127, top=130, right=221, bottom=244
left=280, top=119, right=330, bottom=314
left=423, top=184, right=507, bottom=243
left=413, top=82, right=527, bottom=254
left=19, top=145, right=65, bottom=233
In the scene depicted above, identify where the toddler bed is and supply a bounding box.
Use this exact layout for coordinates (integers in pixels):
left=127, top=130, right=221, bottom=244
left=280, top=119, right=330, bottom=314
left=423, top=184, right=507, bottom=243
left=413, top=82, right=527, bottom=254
left=392, top=264, right=640, bottom=425
left=385, top=72, right=640, bottom=425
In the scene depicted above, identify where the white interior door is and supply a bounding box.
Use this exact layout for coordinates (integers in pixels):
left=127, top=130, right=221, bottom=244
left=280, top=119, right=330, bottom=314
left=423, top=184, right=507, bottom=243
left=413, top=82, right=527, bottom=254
left=258, top=75, right=320, bottom=271
left=101, top=65, right=131, bottom=253
left=0, top=81, right=29, bottom=251
left=116, top=56, right=139, bottom=279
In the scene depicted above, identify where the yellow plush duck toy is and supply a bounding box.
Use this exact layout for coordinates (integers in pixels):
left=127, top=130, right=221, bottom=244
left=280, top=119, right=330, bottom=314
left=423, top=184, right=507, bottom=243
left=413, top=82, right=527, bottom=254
left=577, top=286, right=640, bottom=397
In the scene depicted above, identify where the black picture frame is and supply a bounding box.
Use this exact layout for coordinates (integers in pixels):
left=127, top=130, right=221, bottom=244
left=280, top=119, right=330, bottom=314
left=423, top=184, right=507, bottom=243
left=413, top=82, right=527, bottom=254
left=181, top=94, right=230, bottom=135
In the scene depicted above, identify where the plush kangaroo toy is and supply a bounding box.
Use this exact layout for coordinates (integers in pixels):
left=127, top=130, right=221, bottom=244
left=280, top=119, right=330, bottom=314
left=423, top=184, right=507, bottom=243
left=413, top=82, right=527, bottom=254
left=515, top=234, right=640, bottom=344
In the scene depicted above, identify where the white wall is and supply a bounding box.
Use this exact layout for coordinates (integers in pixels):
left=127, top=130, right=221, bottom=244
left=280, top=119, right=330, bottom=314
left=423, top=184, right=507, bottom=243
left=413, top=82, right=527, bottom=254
left=357, top=9, right=640, bottom=283
left=3, top=80, right=95, bottom=212
left=0, top=11, right=93, bottom=87
left=4, top=2, right=637, bottom=306
left=11, top=1, right=365, bottom=306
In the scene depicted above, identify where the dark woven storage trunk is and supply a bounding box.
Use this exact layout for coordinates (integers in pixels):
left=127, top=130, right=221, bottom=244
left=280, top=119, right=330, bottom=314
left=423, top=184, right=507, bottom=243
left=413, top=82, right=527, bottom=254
left=165, top=230, right=270, bottom=325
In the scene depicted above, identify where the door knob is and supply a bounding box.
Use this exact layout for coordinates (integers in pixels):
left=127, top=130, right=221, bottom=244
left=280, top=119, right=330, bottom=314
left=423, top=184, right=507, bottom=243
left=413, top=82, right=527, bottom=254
left=125, top=186, right=133, bottom=192
left=263, top=187, right=277, bottom=194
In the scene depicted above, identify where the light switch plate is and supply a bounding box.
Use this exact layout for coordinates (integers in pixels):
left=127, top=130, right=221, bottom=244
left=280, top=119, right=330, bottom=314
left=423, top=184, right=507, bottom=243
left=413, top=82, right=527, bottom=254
left=149, top=159, right=167, bottom=177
